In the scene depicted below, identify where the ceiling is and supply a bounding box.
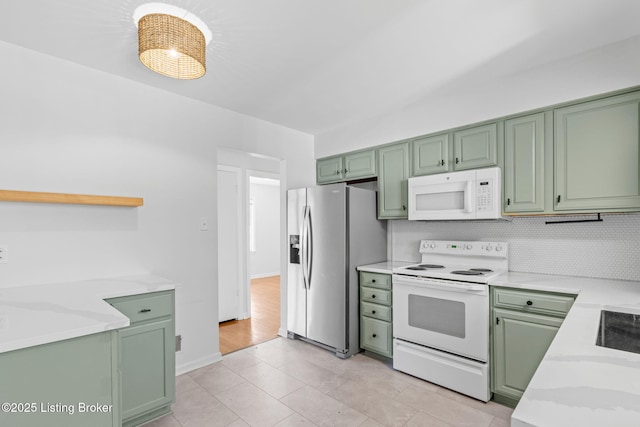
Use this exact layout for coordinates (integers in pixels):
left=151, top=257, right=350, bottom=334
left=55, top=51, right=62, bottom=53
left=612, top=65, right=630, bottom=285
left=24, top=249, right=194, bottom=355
left=1, top=0, right=640, bottom=135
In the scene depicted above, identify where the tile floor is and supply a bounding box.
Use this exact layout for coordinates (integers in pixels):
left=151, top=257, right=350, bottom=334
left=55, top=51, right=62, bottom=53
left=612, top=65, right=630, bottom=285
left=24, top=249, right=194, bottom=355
left=147, top=337, right=513, bottom=427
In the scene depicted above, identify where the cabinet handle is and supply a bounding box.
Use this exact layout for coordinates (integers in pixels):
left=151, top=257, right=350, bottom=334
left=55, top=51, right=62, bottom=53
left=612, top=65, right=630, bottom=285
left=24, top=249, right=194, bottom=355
left=441, top=159, right=445, bottom=166
left=557, top=195, right=561, bottom=203
left=372, top=334, right=377, bottom=338
left=507, top=198, right=511, bottom=206
left=372, top=310, right=376, bottom=314
left=402, top=205, right=406, bottom=211
left=371, top=294, right=376, bottom=299
left=344, top=169, right=348, bottom=174
left=372, top=279, right=376, bottom=283
left=336, top=170, right=340, bottom=175
left=526, top=300, right=533, bottom=306
left=139, top=308, right=151, bottom=313
left=496, top=317, right=500, bottom=325
left=455, top=157, right=460, bottom=164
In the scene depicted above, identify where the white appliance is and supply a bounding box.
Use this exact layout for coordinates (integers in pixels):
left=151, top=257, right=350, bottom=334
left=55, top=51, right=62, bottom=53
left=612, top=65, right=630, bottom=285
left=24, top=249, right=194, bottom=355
left=392, top=240, right=508, bottom=401
left=408, top=167, right=502, bottom=220
left=287, top=183, right=387, bottom=358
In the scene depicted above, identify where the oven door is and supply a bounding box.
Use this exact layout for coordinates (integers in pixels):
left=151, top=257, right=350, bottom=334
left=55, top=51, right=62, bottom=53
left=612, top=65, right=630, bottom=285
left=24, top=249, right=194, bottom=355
left=392, top=274, right=489, bottom=362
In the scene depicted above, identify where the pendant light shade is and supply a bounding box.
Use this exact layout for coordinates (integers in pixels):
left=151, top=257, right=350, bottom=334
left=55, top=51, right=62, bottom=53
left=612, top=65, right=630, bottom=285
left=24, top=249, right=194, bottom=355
left=138, top=13, right=206, bottom=80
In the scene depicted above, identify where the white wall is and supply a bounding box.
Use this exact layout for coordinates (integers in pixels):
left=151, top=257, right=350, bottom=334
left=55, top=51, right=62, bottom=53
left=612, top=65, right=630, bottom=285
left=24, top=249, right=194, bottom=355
left=250, top=182, right=280, bottom=278
left=0, top=41, right=314, bottom=374
left=389, top=214, right=640, bottom=282
left=315, top=35, right=640, bottom=157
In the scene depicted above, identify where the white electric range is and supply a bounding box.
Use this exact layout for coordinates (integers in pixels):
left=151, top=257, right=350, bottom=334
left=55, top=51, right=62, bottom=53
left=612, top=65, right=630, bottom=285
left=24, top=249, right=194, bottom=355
left=392, top=240, right=508, bottom=401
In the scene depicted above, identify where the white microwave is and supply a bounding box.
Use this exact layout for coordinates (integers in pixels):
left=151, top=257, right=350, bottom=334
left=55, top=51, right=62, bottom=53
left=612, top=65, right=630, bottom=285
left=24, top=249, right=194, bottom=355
left=408, top=167, right=502, bottom=220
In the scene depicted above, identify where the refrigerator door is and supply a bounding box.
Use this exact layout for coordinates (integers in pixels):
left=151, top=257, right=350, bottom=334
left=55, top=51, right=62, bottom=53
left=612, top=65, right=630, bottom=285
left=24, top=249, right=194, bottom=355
left=287, top=188, right=307, bottom=337
left=306, top=184, right=347, bottom=350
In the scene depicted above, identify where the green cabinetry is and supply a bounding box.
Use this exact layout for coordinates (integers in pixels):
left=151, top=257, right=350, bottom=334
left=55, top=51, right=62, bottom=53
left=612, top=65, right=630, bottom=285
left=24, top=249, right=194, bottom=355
left=316, top=150, right=376, bottom=184
left=106, top=291, right=175, bottom=427
left=453, top=123, right=498, bottom=171
left=377, top=142, right=410, bottom=219
left=359, top=271, right=393, bottom=358
left=0, top=332, right=120, bottom=427
left=412, top=133, right=449, bottom=176
left=491, top=287, right=575, bottom=407
left=504, top=113, right=545, bottom=213
left=554, top=92, right=640, bottom=211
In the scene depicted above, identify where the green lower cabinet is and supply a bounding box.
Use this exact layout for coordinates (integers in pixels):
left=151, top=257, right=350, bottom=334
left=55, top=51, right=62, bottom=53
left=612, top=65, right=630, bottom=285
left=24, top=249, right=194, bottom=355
left=0, top=332, right=120, bottom=427
left=359, top=271, right=393, bottom=358
left=107, top=290, right=176, bottom=427
left=492, top=308, right=562, bottom=406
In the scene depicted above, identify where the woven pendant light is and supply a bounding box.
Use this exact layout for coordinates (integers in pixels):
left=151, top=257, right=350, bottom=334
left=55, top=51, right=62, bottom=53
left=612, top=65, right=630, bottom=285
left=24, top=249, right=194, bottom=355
left=138, top=13, right=206, bottom=80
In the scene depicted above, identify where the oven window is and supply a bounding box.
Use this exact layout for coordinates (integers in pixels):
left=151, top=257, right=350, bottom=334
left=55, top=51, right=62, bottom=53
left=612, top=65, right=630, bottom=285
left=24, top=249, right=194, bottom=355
left=408, top=294, right=465, bottom=338
left=416, top=191, right=464, bottom=211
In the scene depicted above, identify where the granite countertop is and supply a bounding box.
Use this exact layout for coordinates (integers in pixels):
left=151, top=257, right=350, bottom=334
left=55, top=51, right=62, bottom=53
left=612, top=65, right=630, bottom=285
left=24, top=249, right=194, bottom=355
left=0, top=274, right=176, bottom=354
left=491, top=272, right=640, bottom=427
left=356, top=260, right=415, bottom=274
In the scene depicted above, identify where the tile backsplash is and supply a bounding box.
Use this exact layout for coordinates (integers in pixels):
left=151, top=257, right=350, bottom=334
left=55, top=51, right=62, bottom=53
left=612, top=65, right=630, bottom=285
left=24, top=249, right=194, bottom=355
left=390, top=213, right=640, bottom=282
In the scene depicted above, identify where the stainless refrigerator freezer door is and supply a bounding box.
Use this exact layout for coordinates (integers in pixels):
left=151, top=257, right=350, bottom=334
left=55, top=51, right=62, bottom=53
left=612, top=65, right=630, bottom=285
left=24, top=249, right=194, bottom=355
left=306, top=184, right=347, bottom=351
left=287, top=188, right=307, bottom=337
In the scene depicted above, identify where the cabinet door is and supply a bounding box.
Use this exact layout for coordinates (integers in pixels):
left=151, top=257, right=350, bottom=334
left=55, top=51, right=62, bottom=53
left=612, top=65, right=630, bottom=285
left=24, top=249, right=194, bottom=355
left=377, top=142, right=410, bottom=219
left=504, top=113, right=545, bottom=213
left=492, top=308, right=563, bottom=403
left=555, top=93, right=640, bottom=211
left=344, top=150, right=376, bottom=180
left=453, top=123, right=498, bottom=170
left=361, top=316, right=393, bottom=357
left=0, top=332, right=119, bottom=427
left=120, top=319, right=175, bottom=425
left=316, top=156, right=343, bottom=184
left=412, top=134, right=449, bottom=176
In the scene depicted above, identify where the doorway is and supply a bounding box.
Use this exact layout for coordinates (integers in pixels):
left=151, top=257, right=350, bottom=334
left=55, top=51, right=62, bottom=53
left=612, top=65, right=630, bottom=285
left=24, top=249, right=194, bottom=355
left=217, top=168, right=281, bottom=354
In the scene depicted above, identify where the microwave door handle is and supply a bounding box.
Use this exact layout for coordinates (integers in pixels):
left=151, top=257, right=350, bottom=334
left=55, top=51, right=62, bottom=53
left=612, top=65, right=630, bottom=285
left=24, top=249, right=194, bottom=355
left=464, top=181, right=474, bottom=213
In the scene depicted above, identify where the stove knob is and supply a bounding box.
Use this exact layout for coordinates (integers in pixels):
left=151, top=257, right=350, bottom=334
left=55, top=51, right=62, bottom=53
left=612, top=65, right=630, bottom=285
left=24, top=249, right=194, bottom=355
left=430, top=243, right=436, bottom=249
left=465, top=244, right=473, bottom=250
left=485, top=245, right=493, bottom=252
left=495, top=245, right=503, bottom=252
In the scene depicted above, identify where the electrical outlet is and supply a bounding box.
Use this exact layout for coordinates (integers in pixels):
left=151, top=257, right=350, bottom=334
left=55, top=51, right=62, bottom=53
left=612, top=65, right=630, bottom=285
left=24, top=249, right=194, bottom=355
left=175, top=335, right=182, bottom=352
left=199, top=217, right=209, bottom=231
left=0, top=245, right=7, bottom=264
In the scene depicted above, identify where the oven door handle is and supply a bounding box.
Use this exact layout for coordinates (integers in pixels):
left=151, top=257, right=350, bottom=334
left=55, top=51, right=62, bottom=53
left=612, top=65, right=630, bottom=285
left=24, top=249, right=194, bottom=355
left=394, top=278, right=486, bottom=293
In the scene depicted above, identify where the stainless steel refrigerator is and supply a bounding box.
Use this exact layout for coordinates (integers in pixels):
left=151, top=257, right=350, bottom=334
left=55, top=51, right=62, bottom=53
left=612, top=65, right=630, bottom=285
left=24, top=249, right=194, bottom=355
left=287, top=183, right=387, bottom=358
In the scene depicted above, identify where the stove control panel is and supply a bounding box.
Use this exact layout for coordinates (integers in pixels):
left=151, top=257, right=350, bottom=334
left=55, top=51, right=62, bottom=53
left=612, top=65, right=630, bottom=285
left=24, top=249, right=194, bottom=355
left=419, top=240, right=508, bottom=257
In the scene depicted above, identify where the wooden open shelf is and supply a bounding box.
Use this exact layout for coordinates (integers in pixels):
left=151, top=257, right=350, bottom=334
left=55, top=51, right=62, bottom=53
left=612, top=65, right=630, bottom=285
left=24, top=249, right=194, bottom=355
left=0, top=189, right=143, bottom=207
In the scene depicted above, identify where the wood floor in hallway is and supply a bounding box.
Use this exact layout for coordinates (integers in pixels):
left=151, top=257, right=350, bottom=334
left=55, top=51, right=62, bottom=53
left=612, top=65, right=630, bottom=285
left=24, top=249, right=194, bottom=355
left=219, top=275, right=281, bottom=355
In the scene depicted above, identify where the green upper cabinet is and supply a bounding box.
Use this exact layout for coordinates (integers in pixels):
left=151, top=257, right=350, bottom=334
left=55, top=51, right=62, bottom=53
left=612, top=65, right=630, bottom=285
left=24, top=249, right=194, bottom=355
left=412, top=133, right=450, bottom=176
left=453, top=123, right=498, bottom=171
left=316, top=156, right=344, bottom=184
left=377, top=142, right=410, bottom=219
left=504, top=113, right=545, bottom=213
left=554, top=92, right=640, bottom=211
left=316, top=150, right=376, bottom=184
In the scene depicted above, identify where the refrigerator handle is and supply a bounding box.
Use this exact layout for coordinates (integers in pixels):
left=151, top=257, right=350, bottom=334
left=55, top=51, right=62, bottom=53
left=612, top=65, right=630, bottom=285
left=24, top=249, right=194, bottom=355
left=300, top=206, right=309, bottom=289
left=306, top=206, right=313, bottom=289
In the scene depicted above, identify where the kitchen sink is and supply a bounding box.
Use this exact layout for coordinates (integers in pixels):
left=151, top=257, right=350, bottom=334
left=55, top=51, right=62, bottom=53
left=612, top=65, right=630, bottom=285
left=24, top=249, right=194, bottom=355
left=596, top=310, right=640, bottom=354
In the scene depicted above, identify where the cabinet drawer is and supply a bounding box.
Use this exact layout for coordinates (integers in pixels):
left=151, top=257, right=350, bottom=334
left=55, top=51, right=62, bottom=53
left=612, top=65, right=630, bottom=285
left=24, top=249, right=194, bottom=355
left=361, top=317, right=393, bottom=357
left=492, top=287, right=575, bottom=317
left=361, top=301, right=392, bottom=322
left=359, top=271, right=391, bottom=289
left=107, top=291, right=174, bottom=324
left=361, top=287, right=392, bottom=306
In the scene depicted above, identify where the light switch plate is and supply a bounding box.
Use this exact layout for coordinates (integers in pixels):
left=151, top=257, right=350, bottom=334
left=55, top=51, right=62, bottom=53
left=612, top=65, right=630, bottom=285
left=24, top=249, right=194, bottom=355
left=0, top=245, right=7, bottom=264
left=199, top=217, right=209, bottom=231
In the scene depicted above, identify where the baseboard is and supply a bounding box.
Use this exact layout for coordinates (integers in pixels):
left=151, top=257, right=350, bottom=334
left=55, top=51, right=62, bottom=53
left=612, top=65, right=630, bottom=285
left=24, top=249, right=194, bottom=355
left=250, top=272, right=280, bottom=279
left=278, top=328, right=288, bottom=338
left=175, top=352, right=222, bottom=376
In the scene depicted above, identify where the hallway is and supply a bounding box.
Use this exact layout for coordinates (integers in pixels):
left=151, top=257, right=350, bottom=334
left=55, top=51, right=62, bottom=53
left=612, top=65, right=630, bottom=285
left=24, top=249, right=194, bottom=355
left=219, top=276, right=281, bottom=354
